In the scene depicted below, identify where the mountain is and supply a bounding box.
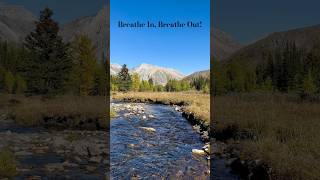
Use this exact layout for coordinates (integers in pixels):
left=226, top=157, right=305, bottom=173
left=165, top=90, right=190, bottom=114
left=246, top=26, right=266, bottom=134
left=0, top=4, right=36, bottom=42
left=183, top=70, right=210, bottom=81
left=132, top=64, right=185, bottom=85
left=225, top=24, right=320, bottom=65
left=61, top=6, right=109, bottom=58
left=0, top=3, right=109, bottom=59
left=110, top=63, right=185, bottom=85
left=110, top=63, right=122, bottom=75
left=213, top=28, right=242, bottom=60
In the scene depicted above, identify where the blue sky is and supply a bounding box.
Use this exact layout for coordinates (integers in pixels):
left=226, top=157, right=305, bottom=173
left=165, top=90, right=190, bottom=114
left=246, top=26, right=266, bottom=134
left=111, top=0, right=210, bottom=75
left=214, top=0, right=320, bottom=44
left=0, top=0, right=106, bottom=24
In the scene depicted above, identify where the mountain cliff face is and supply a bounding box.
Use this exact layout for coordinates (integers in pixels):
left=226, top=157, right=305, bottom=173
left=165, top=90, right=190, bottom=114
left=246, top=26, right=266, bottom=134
left=0, top=4, right=36, bottom=42
left=61, top=6, right=108, bottom=58
left=213, top=28, right=242, bottom=60
left=110, top=63, right=185, bottom=85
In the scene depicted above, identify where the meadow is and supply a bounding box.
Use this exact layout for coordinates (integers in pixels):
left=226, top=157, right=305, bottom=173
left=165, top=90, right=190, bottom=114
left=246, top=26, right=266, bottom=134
left=214, top=92, right=320, bottom=179
left=0, top=95, right=107, bottom=128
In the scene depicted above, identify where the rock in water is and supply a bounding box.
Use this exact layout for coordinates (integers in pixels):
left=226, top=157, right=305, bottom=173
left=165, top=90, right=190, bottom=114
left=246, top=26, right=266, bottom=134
left=140, top=127, right=156, bottom=133
left=192, top=149, right=206, bottom=155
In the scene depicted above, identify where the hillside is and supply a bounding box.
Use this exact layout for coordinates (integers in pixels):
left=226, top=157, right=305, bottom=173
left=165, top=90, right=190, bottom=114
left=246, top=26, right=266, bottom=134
left=0, top=4, right=36, bottom=42
left=184, top=70, right=210, bottom=81
left=225, top=24, right=320, bottom=65
left=213, top=28, right=242, bottom=60
left=0, top=3, right=108, bottom=58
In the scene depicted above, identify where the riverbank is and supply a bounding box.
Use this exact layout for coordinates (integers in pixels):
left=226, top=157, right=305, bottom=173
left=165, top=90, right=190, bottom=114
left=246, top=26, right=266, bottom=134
left=214, top=93, right=320, bottom=179
left=0, top=95, right=107, bottom=129
left=112, top=91, right=210, bottom=137
left=0, top=94, right=108, bottom=178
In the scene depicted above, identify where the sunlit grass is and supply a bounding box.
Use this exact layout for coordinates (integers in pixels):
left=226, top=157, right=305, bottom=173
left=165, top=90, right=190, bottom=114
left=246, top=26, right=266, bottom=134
left=214, top=93, right=320, bottom=179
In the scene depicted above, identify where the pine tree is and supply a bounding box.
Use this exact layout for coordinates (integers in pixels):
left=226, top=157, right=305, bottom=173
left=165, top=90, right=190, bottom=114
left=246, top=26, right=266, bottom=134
left=24, top=8, right=71, bottom=95
left=117, top=64, right=132, bottom=91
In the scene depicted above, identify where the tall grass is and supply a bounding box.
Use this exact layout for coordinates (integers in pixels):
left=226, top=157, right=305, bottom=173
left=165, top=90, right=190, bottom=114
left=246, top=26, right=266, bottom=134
left=1, top=95, right=107, bottom=128
left=214, top=93, right=320, bottom=179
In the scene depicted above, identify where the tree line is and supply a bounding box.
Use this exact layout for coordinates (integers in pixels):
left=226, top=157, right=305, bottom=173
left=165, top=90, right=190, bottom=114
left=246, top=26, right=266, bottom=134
left=111, top=64, right=210, bottom=93
left=212, top=40, right=320, bottom=99
left=0, top=8, right=107, bottom=96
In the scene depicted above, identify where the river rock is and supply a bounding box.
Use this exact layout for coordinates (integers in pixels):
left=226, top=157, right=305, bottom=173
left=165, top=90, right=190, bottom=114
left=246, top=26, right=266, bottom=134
left=53, top=136, right=69, bottom=148
left=45, top=163, right=64, bottom=172
left=192, top=149, right=206, bottom=155
left=140, top=127, right=156, bottom=133
left=89, top=156, right=102, bottom=163
left=193, top=125, right=201, bottom=133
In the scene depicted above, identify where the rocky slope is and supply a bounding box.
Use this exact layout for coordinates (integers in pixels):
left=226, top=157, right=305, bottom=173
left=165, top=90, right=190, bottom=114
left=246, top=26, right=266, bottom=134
left=61, top=6, right=108, bottom=58
left=213, top=28, right=242, bottom=61
left=0, top=3, right=36, bottom=42
left=225, top=24, right=320, bottom=65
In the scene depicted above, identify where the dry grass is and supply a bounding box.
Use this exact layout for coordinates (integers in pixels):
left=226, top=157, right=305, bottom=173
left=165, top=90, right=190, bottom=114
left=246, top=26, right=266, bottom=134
left=0, top=149, right=18, bottom=178
left=214, top=93, right=320, bottom=179
left=0, top=95, right=107, bottom=128
left=112, top=91, right=210, bottom=126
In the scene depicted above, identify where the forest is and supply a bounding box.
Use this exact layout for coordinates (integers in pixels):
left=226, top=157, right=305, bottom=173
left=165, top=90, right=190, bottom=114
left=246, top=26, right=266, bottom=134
left=212, top=40, right=320, bottom=100
left=110, top=64, right=210, bottom=93
left=0, top=8, right=107, bottom=96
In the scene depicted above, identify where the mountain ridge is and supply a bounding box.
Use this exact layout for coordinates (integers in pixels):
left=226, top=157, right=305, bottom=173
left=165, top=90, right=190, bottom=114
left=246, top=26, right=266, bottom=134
left=0, top=4, right=108, bottom=58
left=111, top=63, right=185, bottom=85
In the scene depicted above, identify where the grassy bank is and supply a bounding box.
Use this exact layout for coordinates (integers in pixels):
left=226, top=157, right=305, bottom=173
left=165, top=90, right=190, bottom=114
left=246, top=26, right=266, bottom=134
left=0, top=148, right=18, bottom=178
left=112, top=91, right=210, bottom=126
left=214, top=93, right=320, bottom=179
left=0, top=95, right=107, bottom=129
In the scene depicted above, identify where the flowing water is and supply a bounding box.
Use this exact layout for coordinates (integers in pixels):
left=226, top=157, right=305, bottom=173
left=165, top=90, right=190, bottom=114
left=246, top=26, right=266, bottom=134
left=111, top=103, right=239, bottom=179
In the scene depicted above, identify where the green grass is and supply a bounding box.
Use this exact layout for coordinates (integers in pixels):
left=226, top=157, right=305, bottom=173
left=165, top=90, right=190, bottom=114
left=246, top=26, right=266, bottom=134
left=0, top=149, right=18, bottom=178
left=214, top=92, right=320, bottom=179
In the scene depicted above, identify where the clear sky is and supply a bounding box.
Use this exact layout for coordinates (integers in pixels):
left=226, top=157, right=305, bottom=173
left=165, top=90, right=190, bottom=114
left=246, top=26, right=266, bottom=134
left=111, top=0, right=210, bottom=75
left=0, top=0, right=106, bottom=24
left=214, top=0, right=320, bottom=44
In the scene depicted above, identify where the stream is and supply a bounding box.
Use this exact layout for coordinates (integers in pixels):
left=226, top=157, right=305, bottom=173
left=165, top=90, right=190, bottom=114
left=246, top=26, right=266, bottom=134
left=111, top=102, right=239, bottom=179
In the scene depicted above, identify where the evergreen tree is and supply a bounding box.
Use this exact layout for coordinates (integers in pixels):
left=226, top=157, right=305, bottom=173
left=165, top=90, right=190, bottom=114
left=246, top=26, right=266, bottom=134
left=24, top=8, right=71, bottom=95
left=117, top=64, right=131, bottom=91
